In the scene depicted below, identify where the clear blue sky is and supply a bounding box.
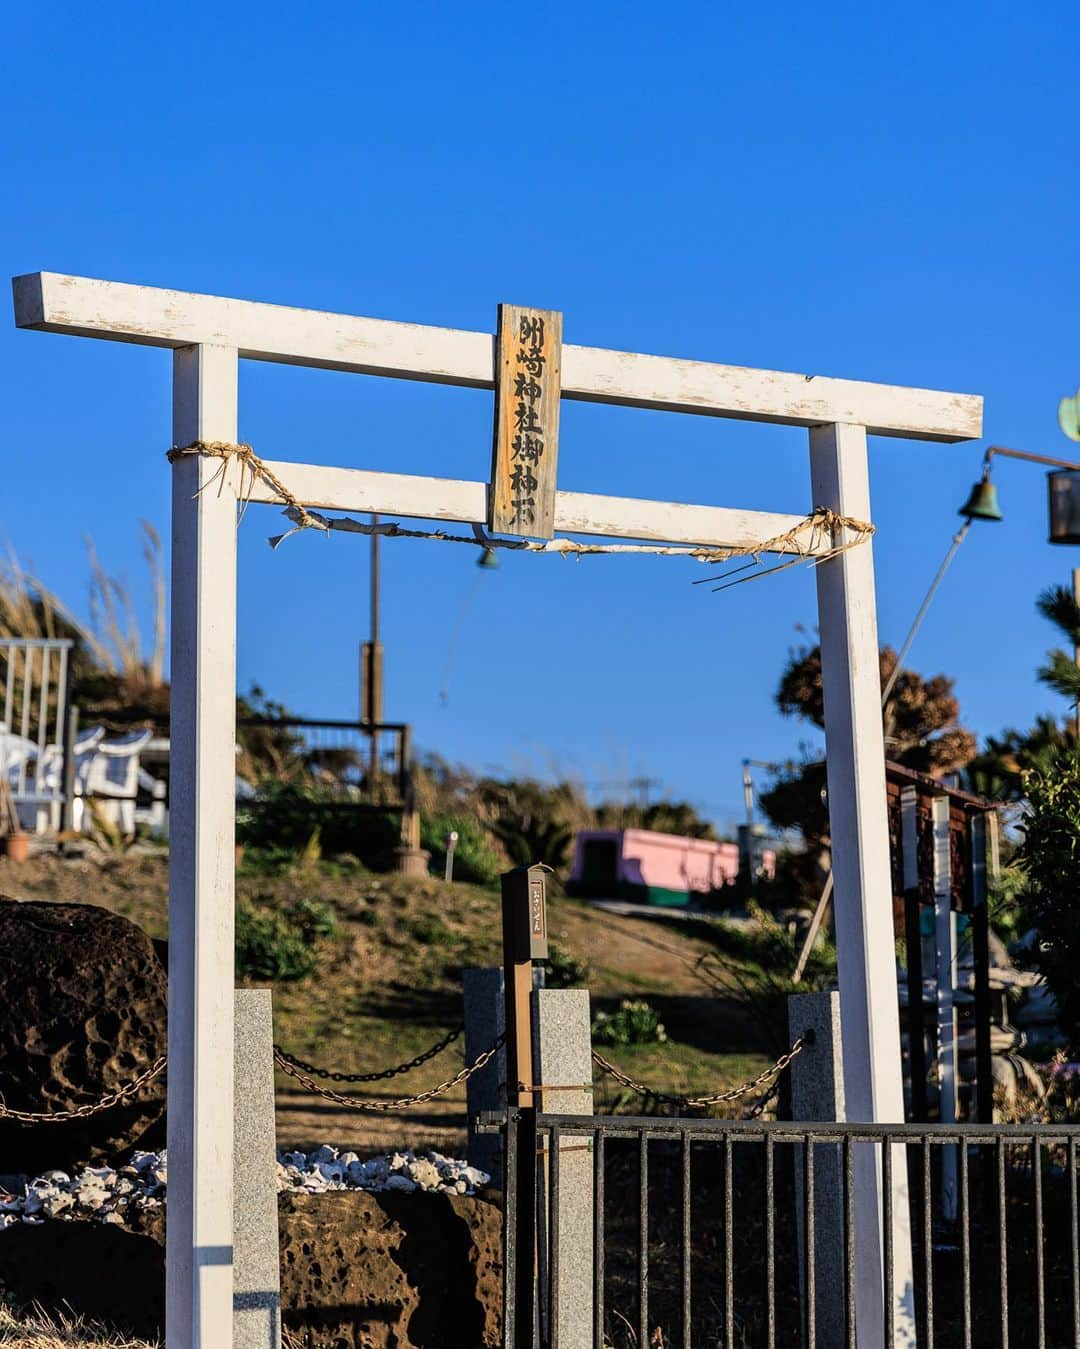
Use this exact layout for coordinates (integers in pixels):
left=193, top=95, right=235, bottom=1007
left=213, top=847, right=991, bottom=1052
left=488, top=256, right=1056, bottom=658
left=3, top=3, right=1077, bottom=829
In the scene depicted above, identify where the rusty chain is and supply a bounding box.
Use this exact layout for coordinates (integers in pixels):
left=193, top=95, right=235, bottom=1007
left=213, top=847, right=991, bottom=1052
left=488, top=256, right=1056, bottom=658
left=0, top=1056, right=168, bottom=1125
left=274, top=1034, right=506, bottom=1113
left=0, top=1035, right=803, bottom=1124
left=591, top=1036, right=805, bottom=1111
left=272, top=1024, right=464, bottom=1084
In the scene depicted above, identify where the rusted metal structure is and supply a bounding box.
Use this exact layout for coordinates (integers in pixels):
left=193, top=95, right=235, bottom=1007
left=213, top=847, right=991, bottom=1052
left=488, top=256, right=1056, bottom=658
left=885, top=762, right=999, bottom=1125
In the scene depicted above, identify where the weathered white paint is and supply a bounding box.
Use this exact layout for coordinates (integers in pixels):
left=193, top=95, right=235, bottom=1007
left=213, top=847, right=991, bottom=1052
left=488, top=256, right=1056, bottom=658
left=810, top=423, right=915, bottom=1348
left=13, top=272, right=982, bottom=439
left=932, top=793, right=959, bottom=1221
left=249, top=460, right=832, bottom=554
left=167, top=343, right=239, bottom=1349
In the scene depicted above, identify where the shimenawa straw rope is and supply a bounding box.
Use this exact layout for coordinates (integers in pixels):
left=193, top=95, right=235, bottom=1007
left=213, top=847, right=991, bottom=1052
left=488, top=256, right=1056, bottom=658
left=166, top=440, right=875, bottom=574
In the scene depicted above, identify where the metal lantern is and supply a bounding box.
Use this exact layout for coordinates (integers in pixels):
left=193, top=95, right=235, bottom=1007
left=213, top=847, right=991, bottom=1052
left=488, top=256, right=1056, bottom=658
left=958, top=477, right=1004, bottom=523
left=1048, top=469, right=1080, bottom=544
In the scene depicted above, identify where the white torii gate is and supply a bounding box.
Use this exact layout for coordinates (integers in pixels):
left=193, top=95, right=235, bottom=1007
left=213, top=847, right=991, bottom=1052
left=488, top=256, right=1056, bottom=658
left=13, top=271, right=982, bottom=1349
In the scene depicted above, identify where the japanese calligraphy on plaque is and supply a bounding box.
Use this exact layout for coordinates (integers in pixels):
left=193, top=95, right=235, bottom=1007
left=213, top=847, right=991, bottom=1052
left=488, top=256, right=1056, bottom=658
left=489, top=303, right=562, bottom=538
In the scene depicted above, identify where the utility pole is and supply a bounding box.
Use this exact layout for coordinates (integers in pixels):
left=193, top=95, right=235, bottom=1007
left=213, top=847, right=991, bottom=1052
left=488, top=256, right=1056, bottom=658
left=361, top=514, right=384, bottom=787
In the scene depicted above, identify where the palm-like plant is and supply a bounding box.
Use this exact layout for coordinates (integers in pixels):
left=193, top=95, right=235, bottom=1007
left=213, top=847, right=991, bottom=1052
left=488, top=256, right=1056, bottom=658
left=1037, top=583, right=1080, bottom=708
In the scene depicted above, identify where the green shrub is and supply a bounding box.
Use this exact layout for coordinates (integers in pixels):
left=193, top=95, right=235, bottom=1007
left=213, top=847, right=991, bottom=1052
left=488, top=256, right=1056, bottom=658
left=545, top=941, right=589, bottom=989
left=1018, top=750, right=1080, bottom=1047
left=237, top=783, right=401, bottom=867
left=591, top=999, right=668, bottom=1047
left=421, top=813, right=503, bottom=885
left=235, top=897, right=339, bottom=981
left=408, top=913, right=460, bottom=947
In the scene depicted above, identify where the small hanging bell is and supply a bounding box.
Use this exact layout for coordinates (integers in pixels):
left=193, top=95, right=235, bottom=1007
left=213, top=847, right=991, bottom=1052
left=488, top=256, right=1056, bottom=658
left=958, top=477, right=1003, bottom=522
left=477, top=546, right=499, bottom=569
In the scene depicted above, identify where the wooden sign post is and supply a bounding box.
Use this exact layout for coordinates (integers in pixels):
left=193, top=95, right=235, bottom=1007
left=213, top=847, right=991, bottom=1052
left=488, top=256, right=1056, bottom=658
left=489, top=304, right=562, bottom=538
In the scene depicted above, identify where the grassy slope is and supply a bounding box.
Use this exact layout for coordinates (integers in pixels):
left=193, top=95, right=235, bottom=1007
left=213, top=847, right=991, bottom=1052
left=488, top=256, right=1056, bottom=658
left=0, top=852, right=785, bottom=1150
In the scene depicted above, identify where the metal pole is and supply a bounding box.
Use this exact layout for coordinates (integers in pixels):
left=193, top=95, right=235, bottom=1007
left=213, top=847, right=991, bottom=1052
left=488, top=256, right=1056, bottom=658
left=502, top=868, right=544, bottom=1349
left=60, top=701, right=79, bottom=837
left=369, top=515, right=381, bottom=786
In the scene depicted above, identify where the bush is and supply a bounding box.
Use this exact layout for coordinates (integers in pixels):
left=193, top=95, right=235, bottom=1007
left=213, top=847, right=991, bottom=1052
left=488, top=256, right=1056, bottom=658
left=592, top=999, right=668, bottom=1047
left=421, top=813, right=503, bottom=885
left=1018, top=750, right=1080, bottom=1047
left=545, top=941, right=589, bottom=989
left=235, top=897, right=338, bottom=981
left=237, top=783, right=401, bottom=867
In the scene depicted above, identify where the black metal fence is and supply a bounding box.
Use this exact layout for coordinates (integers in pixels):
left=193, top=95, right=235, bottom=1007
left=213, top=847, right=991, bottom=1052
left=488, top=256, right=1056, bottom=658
left=237, top=716, right=411, bottom=802
left=491, top=1110, right=1080, bottom=1349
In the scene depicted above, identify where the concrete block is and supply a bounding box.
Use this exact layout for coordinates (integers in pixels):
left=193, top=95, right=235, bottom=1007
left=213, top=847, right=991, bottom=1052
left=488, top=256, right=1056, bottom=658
left=533, top=988, right=593, bottom=1349
left=234, top=989, right=282, bottom=1349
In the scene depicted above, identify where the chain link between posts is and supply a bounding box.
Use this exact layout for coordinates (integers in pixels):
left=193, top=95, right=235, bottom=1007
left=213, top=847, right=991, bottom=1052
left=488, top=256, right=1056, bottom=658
left=272, top=1025, right=465, bottom=1084
left=590, top=1036, right=806, bottom=1112
left=0, top=1035, right=805, bottom=1124
left=0, top=1056, right=168, bottom=1124
left=273, top=1035, right=506, bottom=1113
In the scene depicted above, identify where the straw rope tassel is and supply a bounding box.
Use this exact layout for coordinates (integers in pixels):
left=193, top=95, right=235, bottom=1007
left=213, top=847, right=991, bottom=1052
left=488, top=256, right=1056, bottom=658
left=166, top=441, right=330, bottom=542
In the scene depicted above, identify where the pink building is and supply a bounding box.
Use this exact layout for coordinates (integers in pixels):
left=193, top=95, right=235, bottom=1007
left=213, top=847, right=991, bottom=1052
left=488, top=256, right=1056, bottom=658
left=567, top=828, right=760, bottom=907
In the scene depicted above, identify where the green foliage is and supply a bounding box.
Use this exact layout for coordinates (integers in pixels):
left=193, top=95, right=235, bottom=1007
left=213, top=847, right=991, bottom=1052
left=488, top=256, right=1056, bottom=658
left=765, top=639, right=976, bottom=904
left=965, top=715, right=1078, bottom=802
left=544, top=941, right=589, bottom=989
left=236, top=783, right=401, bottom=865
left=1036, top=584, right=1080, bottom=708
left=235, top=896, right=339, bottom=981
left=988, top=862, right=1028, bottom=944
left=592, top=999, right=668, bottom=1047
left=421, top=812, right=503, bottom=884
left=483, top=778, right=580, bottom=872
left=407, top=912, right=460, bottom=947
left=595, top=799, right=717, bottom=839
left=1016, top=750, right=1080, bottom=1048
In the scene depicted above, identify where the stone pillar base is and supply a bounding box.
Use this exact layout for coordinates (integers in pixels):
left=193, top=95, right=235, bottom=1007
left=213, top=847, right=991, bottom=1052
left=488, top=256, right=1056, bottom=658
left=394, top=846, right=431, bottom=877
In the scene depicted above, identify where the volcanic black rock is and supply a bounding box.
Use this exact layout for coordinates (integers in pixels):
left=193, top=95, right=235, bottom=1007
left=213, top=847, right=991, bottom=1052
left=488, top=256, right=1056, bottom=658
left=0, top=899, right=167, bottom=1175
left=0, top=1191, right=502, bottom=1348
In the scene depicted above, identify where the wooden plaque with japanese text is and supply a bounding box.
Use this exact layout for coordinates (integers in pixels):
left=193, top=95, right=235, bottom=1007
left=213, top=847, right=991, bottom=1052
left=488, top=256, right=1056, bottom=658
left=489, top=303, right=562, bottom=538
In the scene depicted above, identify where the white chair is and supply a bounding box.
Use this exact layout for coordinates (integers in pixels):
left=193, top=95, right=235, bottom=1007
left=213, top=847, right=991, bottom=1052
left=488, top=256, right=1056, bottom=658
left=80, top=729, right=154, bottom=836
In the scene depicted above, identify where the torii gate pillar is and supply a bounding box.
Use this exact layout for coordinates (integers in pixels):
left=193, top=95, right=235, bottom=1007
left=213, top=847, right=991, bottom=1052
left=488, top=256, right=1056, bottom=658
left=812, top=422, right=914, bottom=1345
left=167, top=343, right=240, bottom=1349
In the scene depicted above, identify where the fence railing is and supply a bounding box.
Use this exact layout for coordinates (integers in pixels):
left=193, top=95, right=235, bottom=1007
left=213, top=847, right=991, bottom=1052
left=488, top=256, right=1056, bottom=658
left=1, top=637, right=74, bottom=808
left=489, top=1110, right=1080, bottom=1349
left=237, top=716, right=411, bottom=802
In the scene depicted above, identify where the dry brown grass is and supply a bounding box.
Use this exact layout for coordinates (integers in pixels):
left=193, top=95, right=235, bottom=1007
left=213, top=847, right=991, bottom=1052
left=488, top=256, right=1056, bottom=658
left=0, top=1304, right=156, bottom=1348
left=0, top=525, right=166, bottom=684
left=0, top=1307, right=307, bottom=1348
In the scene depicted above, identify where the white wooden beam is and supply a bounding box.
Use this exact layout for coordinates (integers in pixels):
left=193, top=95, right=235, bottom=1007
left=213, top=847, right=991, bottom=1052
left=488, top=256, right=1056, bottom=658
left=810, top=422, right=914, bottom=1348
left=249, top=460, right=834, bottom=554
left=167, top=343, right=238, bottom=1349
left=12, top=272, right=982, bottom=440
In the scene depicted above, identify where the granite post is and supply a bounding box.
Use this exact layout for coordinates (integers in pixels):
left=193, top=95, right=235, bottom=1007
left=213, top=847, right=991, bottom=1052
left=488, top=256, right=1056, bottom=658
left=464, top=967, right=508, bottom=1184
left=789, top=991, right=916, bottom=1348
left=233, top=990, right=282, bottom=1349
left=533, top=988, right=593, bottom=1349
left=790, top=991, right=847, bottom=1348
